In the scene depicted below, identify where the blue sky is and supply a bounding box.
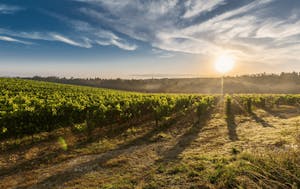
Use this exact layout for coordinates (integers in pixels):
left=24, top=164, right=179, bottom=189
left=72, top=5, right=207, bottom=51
left=0, top=0, right=300, bottom=78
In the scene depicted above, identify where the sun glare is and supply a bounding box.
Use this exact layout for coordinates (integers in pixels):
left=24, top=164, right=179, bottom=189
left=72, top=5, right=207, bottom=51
left=215, top=54, right=235, bottom=74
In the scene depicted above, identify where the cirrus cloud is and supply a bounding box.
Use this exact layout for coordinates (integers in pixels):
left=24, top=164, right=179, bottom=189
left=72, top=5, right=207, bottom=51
left=0, top=4, right=23, bottom=14
left=1, top=0, right=300, bottom=65
left=78, top=0, right=300, bottom=64
left=0, top=35, right=32, bottom=45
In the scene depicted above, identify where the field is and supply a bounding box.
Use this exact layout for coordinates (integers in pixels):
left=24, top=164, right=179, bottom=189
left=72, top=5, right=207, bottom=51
left=1, top=78, right=300, bottom=189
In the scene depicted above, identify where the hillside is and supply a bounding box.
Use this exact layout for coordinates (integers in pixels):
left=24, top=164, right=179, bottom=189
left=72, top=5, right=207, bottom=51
left=28, top=72, right=300, bottom=94
left=0, top=79, right=300, bottom=188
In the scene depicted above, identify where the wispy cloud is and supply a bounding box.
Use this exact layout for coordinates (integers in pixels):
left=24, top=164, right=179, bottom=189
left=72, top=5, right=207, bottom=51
left=1, top=0, right=300, bottom=64
left=152, top=48, right=174, bottom=58
left=182, top=0, right=225, bottom=18
left=0, top=5, right=137, bottom=50
left=0, top=4, right=23, bottom=14
left=0, top=24, right=136, bottom=50
left=78, top=0, right=300, bottom=63
left=51, top=34, right=92, bottom=48
left=155, top=0, right=277, bottom=55
left=69, top=19, right=137, bottom=50
left=0, top=29, right=92, bottom=48
left=78, top=0, right=179, bottom=42
left=0, top=36, right=32, bottom=45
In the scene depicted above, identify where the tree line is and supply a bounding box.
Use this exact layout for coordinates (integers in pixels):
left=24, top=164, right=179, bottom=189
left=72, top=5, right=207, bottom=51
left=23, top=72, right=300, bottom=94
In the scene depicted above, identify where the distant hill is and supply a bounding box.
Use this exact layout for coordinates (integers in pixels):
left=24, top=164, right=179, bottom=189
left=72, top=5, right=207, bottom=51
left=26, top=72, right=300, bottom=94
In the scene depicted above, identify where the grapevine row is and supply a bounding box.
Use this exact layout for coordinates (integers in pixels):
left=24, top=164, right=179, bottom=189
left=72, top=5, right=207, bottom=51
left=0, top=78, right=216, bottom=139
left=229, top=94, right=300, bottom=113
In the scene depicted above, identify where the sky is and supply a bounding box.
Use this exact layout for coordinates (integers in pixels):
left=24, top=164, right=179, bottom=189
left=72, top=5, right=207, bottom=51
left=0, top=0, right=300, bottom=78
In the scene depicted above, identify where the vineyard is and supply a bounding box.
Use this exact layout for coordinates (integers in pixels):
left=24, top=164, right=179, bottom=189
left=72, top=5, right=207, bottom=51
left=1, top=78, right=300, bottom=188
left=0, top=78, right=216, bottom=140
left=1, top=78, right=299, bottom=140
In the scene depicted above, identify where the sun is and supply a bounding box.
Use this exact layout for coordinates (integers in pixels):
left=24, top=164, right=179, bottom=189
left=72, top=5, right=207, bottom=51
left=215, top=54, right=235, bottom=74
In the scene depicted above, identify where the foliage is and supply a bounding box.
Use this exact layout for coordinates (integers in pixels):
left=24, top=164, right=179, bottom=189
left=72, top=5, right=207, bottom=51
left=1, top=78, right=299, bottom=140
left=233, top=94, right=300, bottom=112
left=0, top=78, right=215, bottom=139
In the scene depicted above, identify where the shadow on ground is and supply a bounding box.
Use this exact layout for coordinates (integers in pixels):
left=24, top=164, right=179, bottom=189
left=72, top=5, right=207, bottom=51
left=250, top=112, right=274, bottom=128
left=262, top=105, right=300, bottom=119
left=226, top=113, right=238, bottom=141
left=15, top=110, right=191, bottom=189
left=0, top=115, right=154, bottom=178
left=158, top=117, right=208, bottom=161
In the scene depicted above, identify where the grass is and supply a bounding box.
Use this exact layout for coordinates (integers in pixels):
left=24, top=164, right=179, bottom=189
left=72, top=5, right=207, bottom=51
left=141, top=150, right=300, bottom=188
left=0, top=104, right=300, bottom=188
